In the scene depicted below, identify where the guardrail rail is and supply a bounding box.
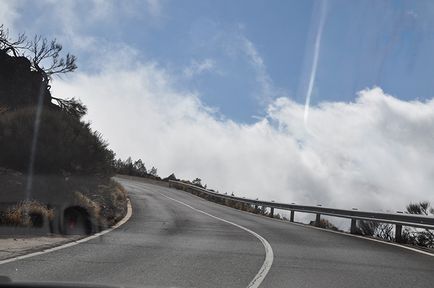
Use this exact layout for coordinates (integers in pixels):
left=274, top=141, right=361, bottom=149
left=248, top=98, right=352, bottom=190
left=168, top=180, right=434, bottom=243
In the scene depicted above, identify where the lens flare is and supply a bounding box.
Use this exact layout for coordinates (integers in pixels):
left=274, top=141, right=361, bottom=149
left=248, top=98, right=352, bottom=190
left=304, top=0, right=327, bottom=128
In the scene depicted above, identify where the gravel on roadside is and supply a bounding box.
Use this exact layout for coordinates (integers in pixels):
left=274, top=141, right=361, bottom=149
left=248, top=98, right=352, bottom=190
left=0, top=236, right=79, bottom=261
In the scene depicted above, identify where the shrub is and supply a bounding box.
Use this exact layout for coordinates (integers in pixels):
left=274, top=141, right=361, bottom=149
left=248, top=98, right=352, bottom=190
left=103, top=180, right=128, bottom=225
left=0, top=107, right=114, bottom=175
left=316, top=219, right=339, bottom=231
left=70, top=179, right=128, bottom=229
left=354, top=220, right=379, bottom=236
left=2, top=200, right=54, bottom=227
left=402, top=201, right=434, bottom=248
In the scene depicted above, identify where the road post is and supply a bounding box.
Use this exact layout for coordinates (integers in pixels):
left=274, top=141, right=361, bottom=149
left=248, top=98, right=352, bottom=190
left=315, top=213, right=321, bottom=227
left=395, top=224, right=403, bottom=243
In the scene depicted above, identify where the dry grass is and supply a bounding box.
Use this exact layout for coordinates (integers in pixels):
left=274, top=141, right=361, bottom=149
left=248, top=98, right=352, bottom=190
left=0, top=170, right=129, bottom=233
left=72, top=180, right=128, bottom=228
left=3, top=200, right=54, bottom=227
left=73, top=191, right=101, bottom=219
left=315, top=219, right=339, bottom=231
left=104, top=180, right=128, bottom=225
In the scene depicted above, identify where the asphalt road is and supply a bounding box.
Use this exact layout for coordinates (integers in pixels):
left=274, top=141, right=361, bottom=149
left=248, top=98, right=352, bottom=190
left=1, top=178, right=434, bottom=288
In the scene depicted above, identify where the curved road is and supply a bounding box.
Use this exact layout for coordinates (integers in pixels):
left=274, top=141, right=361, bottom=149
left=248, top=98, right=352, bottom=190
left=1, top=178, right=434, bottom=287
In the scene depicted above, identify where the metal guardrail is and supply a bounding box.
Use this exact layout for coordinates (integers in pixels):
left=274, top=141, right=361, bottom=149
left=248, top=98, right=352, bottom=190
left=168, top=180, right=434, bottom=243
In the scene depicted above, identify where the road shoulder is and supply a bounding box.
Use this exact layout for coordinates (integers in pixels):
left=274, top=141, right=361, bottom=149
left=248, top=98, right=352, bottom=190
left=0, top=236, right=79, bottom=261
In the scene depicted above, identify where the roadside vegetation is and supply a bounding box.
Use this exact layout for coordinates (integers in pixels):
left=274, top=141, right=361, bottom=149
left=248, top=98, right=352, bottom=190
left=169, top=178, right=433, bottom=250
left=0, top=26, right=126, bottom=232
left=113, top=157, right=183, bottom=187
left=113, top=157, right=162, bottom=180
left=354, top=201, right=434, bottom=248
left=0, top=200, right=54, bottom=227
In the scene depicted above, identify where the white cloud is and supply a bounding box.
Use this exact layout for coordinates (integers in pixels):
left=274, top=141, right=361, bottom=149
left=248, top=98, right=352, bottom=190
left=89, top=0, right=115, bottom=21
left=183, top=58, right=216, bottom=78
left=241, top=37, right=275, bottom=103
left=52, top=54, right=434, bottom=214
left=0, top=0, right=21, bottom=29
left=193, top=24, right=287, bottom=105
left=228, top=33, right=289, bottom=105
left=12, top=0, right=165, bottom=54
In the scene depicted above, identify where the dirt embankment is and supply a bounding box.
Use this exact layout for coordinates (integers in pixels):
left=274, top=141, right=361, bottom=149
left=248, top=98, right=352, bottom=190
left=0, top=167, right=128, bottom=234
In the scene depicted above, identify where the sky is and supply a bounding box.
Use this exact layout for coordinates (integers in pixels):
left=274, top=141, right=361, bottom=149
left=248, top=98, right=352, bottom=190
left=2, top=0, right=434, bottom=213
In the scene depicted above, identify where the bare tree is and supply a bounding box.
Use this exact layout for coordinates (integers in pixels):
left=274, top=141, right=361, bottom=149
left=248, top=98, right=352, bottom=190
left=356, top=220, right=379, bottom=236
left=404, top=201, right=434, bottom=247
left=374, top=223, right=394, bottom=241
left=51, top=97, right=87, bottom=119
left=406, top=201, right=434, bottom=216
left=1, top=25, right=80, bottom=116
left=356, top=220, right=394, bottom=240
left=0, top=25, right=28, bottom=56
left=1, top=25, right=77, bottom=83
left=28, top=35, right=77, bottom=81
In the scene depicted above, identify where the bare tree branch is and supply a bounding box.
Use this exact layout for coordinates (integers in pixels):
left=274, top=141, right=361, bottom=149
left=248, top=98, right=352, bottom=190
left=0, top=25, right=29, bottom=56
left=1, top=25, right=81, bottom=115
left=28, top=35, right=77, bottom=79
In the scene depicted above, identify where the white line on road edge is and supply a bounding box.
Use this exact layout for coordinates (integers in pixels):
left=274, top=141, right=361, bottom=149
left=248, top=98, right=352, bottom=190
left=161, top=194, right=274, bottom=288
left=0, top=198, right=133, bottom=265
left=297, top=222, right=434, bottom=257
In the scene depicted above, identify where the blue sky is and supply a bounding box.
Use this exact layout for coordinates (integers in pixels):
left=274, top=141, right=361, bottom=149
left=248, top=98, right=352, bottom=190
left=109, top=0, right=434, bottom=121
left=7, top=0, right=434, bottom=123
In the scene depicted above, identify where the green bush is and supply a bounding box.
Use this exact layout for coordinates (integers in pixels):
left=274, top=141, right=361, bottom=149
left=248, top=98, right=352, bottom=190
left=0, top=107, right=114, bottom=175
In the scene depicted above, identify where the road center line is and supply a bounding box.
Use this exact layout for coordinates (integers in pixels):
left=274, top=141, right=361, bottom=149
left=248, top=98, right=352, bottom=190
left=161, top=194, right=274, bottom=288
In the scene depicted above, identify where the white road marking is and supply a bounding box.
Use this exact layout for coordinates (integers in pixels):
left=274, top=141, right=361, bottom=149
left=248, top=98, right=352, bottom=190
left=161, top=194, right=274, bottom=288
left=0, top=198, right=133, bottom=265
left=125, top=179, right=434, bottom=258
left=298, top=222, right=434, bottom=257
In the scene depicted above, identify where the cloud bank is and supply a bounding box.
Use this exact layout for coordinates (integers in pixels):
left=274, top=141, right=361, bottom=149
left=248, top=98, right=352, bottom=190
left=52, top=58, right=434, bottom=213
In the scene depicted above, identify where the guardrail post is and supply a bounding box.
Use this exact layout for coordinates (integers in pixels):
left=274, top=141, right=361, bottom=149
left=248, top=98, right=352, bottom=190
left=290, top=210, right=294, bottom=222
left=395, top=224, right=403, bottom=243
left=315, top=213, right=321, bottom=227
left=350, top=218, right=357, bottom=234
left=270, top=207, right=274, bottom=218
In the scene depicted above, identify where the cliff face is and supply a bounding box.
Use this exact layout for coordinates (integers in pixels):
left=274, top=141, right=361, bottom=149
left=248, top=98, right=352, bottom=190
left=0, top=51, right=53, bottom=111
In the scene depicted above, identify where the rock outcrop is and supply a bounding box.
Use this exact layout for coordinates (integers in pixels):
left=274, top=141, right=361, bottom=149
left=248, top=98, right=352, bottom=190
left=0, top=51, right=55, bottom=112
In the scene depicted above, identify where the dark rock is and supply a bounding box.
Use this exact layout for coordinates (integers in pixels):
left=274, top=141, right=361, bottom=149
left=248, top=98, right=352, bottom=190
left=0, top=51, right=55, bottom=111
